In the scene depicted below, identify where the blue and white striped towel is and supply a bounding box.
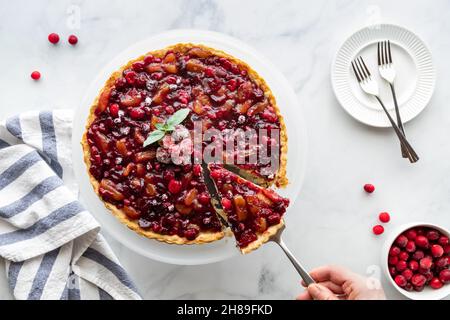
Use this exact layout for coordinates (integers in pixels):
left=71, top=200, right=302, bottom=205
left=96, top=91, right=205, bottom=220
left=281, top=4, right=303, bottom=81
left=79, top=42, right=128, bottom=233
left=0, top=110, right=141, bottom=300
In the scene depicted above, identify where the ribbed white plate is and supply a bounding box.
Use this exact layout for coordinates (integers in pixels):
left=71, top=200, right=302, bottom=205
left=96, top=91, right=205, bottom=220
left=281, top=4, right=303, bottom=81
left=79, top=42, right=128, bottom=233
left=72, top=30, right=307, bottom=265
left=332, top=24, right=435, bottom=127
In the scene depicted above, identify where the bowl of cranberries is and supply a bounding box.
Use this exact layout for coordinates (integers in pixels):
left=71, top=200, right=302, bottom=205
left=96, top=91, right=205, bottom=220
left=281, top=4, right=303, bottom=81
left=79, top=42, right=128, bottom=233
left=383, top=222, right=450, bottom=299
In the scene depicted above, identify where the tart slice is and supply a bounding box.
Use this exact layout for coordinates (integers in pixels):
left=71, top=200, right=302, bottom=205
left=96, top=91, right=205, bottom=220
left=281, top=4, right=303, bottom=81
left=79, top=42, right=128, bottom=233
left=208, top=164, right=290, bottom=254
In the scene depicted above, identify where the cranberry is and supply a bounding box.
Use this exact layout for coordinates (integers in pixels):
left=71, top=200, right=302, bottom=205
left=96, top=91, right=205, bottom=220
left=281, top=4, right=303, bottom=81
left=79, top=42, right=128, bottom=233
left=388, top=256, right=399, bottom=266
left=404, top=282, right=413, bottom=291
left=373, top=225, right=384, bottom=235
left=68, top=34, right=78, bottom=45
left=144, top=55, right=154, bottom=65
left=396, top=260, right=407, bottom=272
left=419, top=257, right=432, bottom=270
left=414, top=285, right=424, bottom=292
left=411, top=274, right=427, bottom=287
left=184, top=228, right=199, bottom=240
left=415, top=235, right=429, bottom=248
left=402, top=269, right=413, bottom=281
left=48, top=33, right=59, bottom=44
left=405, top=229, right=417, bottom=240
left=445, top=245, right=450, bottom=254
left=430, top=277, right=443, bottom=289
left=109, top=103, right=119, bottom=117
left=198, top=192, right=210, bottom=205
left=31, top=71, right=41, bottom=80
left=435, top=257, right=448, bottom=268
left=395, top=235, right=408, bottom=247
left=389, top=246, right=401, bottom=256
left=193, top=164, right=202, bottom=176
left=163, top=170, right=175, bottom=182
left=394, top=275, right=407, bottom=287
left=132, top=61, right=145, bottom=71
left=398, top=251, right=409, bottom=261
left=389, top=266, right=397, bottom=276
left=426, top=230, right=440, bottom=241
left=438, top=236, right=449, bottom=246
left=431, top=244, right=444, bottom=258
left=409, top=260, right=419, bottom=271
left=439, top=269, right=450, bottom=284
left=125, top=71, right=137, bottom=84
left=363, top=183, right=375, bottom=193
left=130, top=107, right=145, bottom=120
left=221, top=198, right=232, bottom=210
left=168, top=179, right=182, bottom=194
left=412, top=250, right=425, bottom=260
left=405, top=240, right=416, bottom=253
left=379, top=212, right=390, bottom=223
left=267, top=214, right=281, bottom=225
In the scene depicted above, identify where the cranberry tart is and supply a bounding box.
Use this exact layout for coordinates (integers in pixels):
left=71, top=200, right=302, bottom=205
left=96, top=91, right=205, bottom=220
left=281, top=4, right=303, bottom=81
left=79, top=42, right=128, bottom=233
left=82, top=44, right=288, bottom=246
left=208, top=164, right=289, bottom=253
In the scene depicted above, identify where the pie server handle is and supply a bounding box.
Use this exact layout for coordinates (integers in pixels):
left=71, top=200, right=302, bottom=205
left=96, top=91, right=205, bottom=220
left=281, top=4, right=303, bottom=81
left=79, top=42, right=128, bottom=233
left=270, top=225, right=315, bottom=286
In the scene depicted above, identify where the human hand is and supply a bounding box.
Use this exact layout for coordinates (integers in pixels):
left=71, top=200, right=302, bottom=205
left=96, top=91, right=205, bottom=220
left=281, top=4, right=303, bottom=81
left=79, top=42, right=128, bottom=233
left=296, top=265, right=386, bottom=300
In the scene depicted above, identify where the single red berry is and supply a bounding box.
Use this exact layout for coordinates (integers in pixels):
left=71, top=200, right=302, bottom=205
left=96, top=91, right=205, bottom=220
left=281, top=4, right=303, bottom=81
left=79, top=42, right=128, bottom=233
left=68, top=34, right=78, bottom=45
left=431, top=244, right=444, bottom=258
left=388, top=256, right=399, bottom=266
left=404, top=282, right=413, bottom=292
left=396, top=260, right=408, bottom=272
left=373, top=225, right=384, bottom=235
left=168, top=179, right=182, bottom=194
left=198, top=192, right=211, bottom=205
left=405, top=240, right=416, bottom=253
left=411, top=274, right=427, bottom=287
left=435, top=256, right=448, bottom=268
left=430, top=277, right=443, bottom=289
left=363, top=183, right=375, bottom=193
left=415, top=235, right=429, bottom=248
left=419, top=257, right=432, bottom=270
left=379, top=212, right=390, bottom=223
left=402, top=269, right=413, bottom=281
left=31, top=71, right=41, bottom=80
left=405, top=229, right=417, bottom=240
left=398, top=251, right=409, bottom=261
left=445, top=244, right=450, bottom=254
left=129, top=107, right=145, bottom=120
left=408, top=260, right=419, bottom=271
left=109, top=103, right=119, bottom=117
left=394, top=275, right=407, bottom=287
left=48, top=33, right=60, bottom=44
left=389, top=246, right=401, bottom=256
left=439, top=269, right=450, bottom=284
left=426, top=230, right=440, bottom=241
left=412, top=250, right=425, bottom=260
left=395, top=235, right=408, bottom=248
left=221, top=198, right=232, bottom=211
left=438, top=236, right=449, bottom=246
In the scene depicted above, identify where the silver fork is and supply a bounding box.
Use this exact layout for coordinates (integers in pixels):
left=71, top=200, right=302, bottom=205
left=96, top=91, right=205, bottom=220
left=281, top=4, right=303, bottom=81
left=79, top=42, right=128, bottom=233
left=378, top=40, right=408, bottom=158
left=351, top=56, right=419, bottom=163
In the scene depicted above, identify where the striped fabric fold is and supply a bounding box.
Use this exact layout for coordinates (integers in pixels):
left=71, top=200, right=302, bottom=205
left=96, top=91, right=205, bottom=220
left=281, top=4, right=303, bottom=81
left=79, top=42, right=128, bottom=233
left=0, top=110, right=141, bottom=300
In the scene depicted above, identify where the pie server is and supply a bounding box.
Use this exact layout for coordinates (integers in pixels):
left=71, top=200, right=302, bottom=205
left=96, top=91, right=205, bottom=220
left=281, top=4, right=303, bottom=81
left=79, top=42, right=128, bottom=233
left=201, top=163, right=315, bottom=286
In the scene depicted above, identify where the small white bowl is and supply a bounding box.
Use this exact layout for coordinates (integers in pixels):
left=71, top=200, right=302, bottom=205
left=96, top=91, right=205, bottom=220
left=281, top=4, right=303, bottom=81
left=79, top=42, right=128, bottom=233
left=382, top=222, right=450, bottom=300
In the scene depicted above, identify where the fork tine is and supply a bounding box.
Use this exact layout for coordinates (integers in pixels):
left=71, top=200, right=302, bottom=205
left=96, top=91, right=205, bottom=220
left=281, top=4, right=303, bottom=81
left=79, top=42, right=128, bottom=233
left=377, top=42, right=381, bottom=66
left=355, top=58, right=366, bottom=80
left=359, top=56, right=371, bottom=77
left=351, top=60, right=361, bottom=82
left=384, top=40, right=389, bottom=65
left=388, top=40, right=392, bottom=63
left=381, top=41, right=385, bottom=65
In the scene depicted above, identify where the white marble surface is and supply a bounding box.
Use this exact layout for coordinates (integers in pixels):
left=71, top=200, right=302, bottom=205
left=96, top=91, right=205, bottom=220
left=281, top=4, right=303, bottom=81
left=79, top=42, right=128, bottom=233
left=1, top=0, right=450, bottom=300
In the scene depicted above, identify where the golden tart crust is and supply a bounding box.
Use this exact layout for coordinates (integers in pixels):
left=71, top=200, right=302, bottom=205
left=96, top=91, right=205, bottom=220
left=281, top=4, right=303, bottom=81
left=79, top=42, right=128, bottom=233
left=82, top=43, right=288, bottom=247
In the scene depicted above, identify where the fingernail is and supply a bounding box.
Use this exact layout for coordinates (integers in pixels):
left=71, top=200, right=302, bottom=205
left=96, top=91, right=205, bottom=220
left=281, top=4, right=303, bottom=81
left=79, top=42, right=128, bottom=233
left=308, top=284, right=321, bottom=295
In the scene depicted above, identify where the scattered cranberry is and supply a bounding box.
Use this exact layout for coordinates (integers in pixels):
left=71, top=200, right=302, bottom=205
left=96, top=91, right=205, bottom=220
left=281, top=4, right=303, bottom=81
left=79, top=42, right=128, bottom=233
left=130, top=107, right=145, bottom=120
left=198, top=192, right=210, bottom=205
left=396, top=260, right=407, bottom=272
left=431, top=244, right=444, bottom=258
left=31, top=71, right=41, bottom=80
left=68, top=34, right=78, bottom=45
left=221, top=198, right=232, bottom=211
left=363, top=183, right=375, bottom=193
left=168, top=179, right=182, bottom=194
left=379, top=212, right=390, bottom=223
left=430, top=277, right=443, bottom=289
left=373, top=225, right=384, bottom=235
left=405, top=229, right=417, bottom=240
left=395, top=235, right=408, bottom=248
left=48, top=33, right=60, bottom=44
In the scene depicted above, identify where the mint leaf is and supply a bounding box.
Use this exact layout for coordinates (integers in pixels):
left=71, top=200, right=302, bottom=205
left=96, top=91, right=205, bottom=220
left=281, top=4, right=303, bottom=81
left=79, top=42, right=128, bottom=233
left=143, top=130, right=165, bottom=147
left=154, top=123, right=165, bottom=131
left=166, top=108, right=190, bottom=127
